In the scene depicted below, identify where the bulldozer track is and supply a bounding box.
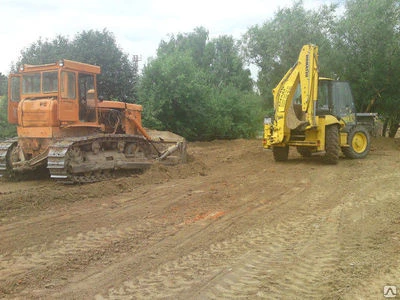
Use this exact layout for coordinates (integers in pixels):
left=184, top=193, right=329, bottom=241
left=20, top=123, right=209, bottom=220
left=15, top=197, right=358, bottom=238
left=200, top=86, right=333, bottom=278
left=1, top=134, right=183, bottom=184
left=47, top=134, right=154, bottom=184
left=1, top=134, right=184, bottom=184
left=0, top=139, right=17, bottom=177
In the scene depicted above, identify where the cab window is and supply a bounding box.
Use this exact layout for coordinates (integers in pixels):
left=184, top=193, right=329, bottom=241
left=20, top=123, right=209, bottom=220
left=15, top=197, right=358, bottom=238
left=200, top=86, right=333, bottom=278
left=61, top=71, right=76, bottom=99
left=331, top=82, right=356, bottom=117
left=10, top=76, right=21, bottom=102
left=78, top=73, right=96, bottom=122
left=43, top=71, right=58, bottom=93
left=79, top=73, right=95, bottom=99
left=318, top=83, right=329, bottom=109
left=22, top=73, right=40, bottom=94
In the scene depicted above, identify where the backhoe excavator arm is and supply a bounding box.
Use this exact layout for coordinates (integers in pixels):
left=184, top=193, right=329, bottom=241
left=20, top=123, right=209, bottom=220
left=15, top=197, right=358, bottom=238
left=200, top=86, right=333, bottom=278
left=265, top=44, right=319, bottom=147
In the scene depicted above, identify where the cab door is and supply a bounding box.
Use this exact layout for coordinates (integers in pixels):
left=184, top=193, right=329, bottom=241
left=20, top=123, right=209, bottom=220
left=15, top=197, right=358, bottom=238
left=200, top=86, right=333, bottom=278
left=8, top=75, right=21, bottom=124
left=58, top=71, right=79, bottom=122
left=78, top=73, right=97, bottom=122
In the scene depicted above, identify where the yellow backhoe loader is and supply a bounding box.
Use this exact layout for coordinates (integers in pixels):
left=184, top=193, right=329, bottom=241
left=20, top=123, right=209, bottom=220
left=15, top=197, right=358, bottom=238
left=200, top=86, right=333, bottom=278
left=263, top=44, right=375, bottom=164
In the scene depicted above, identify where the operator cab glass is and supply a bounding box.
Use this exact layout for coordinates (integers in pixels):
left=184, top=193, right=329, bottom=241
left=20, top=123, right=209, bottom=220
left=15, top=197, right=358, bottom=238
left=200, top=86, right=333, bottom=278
left=61, top=71, right=76, bottom=99
left=78, top=73, right=96, bottom=122
left=21, top=71, right=58, bottom=96
left=10, top=76, right=21, bottom=102
left=8, top=75, right=21, bottom=124
left=317, top=82, right=329, bottom=112
left=22, top=73, right=41, bottom=94
left=318, top=80, right=356, bottom=124
left=43, top=71, right=58, bottom=93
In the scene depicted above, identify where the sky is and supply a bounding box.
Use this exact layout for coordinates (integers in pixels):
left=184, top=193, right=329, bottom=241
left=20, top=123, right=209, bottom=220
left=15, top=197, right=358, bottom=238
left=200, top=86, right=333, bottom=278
left=0, top=0, right=340, bottom=75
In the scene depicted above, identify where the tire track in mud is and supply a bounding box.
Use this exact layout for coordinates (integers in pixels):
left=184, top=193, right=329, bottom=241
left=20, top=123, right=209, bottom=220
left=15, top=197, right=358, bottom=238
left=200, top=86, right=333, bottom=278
left=100, top=190, right=343, bottom=300
left=0, top=175, right=231, bottom=296
left=331, top=174, right=400, bottom=299
left=0, top=181, right=165, bottom=292
left=0, top=179, right=196, bottom=283
left=2, top=140, right=399, bottom=298
left=0, top=219, right=164, bottom=290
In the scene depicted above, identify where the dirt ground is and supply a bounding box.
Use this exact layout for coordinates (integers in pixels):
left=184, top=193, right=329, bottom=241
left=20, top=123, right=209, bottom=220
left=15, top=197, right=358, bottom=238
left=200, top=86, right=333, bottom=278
left=1, top=137, right=400, bottom=299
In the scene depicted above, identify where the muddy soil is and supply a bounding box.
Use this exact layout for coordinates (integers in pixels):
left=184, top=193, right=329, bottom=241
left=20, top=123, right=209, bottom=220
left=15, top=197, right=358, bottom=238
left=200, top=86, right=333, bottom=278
left=1, top=137, right=400, bottom=299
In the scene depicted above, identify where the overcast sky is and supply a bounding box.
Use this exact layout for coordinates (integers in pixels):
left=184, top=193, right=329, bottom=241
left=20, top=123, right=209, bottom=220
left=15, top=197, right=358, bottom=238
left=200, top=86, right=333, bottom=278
left=0, top=0, right=339, bottom=75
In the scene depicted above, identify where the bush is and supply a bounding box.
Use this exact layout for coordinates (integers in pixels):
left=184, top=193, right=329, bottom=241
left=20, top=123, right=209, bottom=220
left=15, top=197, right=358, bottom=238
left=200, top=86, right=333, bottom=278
left=139, top=53, right=262, bottom=141
left=0, top=96, right=17, bottom=138
left=205, top=86, right=262, bottom=140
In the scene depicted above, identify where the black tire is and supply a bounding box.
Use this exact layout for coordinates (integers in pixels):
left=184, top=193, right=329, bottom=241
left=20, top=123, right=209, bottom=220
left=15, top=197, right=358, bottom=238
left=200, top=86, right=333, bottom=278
left=324, top=125, right=339, bottom=164
left=296, top=147, right=312, bottom=157
left=342, top=126, right=370, bottom=159
left=272, top=146, right=289, bottom=161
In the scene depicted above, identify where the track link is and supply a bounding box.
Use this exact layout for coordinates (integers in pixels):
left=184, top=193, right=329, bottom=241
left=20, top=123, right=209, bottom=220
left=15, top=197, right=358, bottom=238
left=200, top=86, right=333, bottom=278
left=47, top=134, right=155, bottom=184
left=2, top=134, right=185, bottom=184
left=0, top=139, right=18, bottom=178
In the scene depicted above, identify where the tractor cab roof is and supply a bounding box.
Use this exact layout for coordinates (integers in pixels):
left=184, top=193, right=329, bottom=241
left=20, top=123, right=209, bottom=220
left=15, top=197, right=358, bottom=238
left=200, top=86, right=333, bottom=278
left=19, top=59, right=101, bottom=74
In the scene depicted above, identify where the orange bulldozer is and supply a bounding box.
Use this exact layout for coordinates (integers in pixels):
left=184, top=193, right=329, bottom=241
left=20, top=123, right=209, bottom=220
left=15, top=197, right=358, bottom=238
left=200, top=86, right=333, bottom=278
left=0, top=59, right=186, bottom=183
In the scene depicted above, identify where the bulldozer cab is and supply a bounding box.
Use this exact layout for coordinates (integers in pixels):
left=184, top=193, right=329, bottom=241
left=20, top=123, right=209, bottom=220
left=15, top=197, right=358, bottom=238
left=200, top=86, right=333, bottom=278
left=317, top=79, right=356, bottom=125
left=8, top=60, right=102, bottom=126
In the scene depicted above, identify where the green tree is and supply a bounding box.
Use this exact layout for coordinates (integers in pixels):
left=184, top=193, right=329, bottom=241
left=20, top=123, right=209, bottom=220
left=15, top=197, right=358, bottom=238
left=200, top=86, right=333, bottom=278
left=335, top=0, right=400, bottom=136
left=14, top=35, right=70, bottom=71
left=207, top=36, right=253, bottom=91
left=139, top=27, right=261, bottom=141
left=139, top=52, right=212, bottom=140
left=208, top=86, right=261, bottom=139
left=0, top=73, right=7, bottom=96
left=158, top=27, right=209, bottom=67
left=0, top=96, right=17, bottom=138
left=14, top=29, right=138, bottom=102
left=243, top=1, right=338, bottom=108
left=0, top=74, right=17, bottom=138
left=157, top=27, right=253, bottom=92
left=70, top=29, right=139, bottom=102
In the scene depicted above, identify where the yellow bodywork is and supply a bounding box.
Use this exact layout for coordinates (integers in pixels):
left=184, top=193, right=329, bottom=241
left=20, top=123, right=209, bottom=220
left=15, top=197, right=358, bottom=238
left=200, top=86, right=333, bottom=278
left=263, top=44, right=350, bottom=154
left=264, top=116, right=348, bottom=151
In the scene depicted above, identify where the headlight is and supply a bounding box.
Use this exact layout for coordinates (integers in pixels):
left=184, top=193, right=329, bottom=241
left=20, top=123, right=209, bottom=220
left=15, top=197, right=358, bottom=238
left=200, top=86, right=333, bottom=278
left=264, top=117, right=272, bottom=125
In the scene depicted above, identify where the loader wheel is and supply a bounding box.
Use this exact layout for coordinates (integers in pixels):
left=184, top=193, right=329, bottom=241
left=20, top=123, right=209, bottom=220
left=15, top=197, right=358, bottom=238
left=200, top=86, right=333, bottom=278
left=272, top=146, right=289, bottom=162
left=342, top=126, right=370, bottom=159
left=324, top=125, right=339, bottom=164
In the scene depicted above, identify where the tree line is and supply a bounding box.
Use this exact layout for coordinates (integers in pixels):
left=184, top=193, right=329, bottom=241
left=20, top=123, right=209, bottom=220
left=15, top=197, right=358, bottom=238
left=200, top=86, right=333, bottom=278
left=1, top=0, right=399, bottom=139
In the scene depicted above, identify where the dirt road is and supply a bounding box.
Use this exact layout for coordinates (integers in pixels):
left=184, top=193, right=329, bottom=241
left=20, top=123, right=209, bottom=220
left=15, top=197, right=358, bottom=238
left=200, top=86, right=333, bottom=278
left=1, top=137, right=400, bottom=299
